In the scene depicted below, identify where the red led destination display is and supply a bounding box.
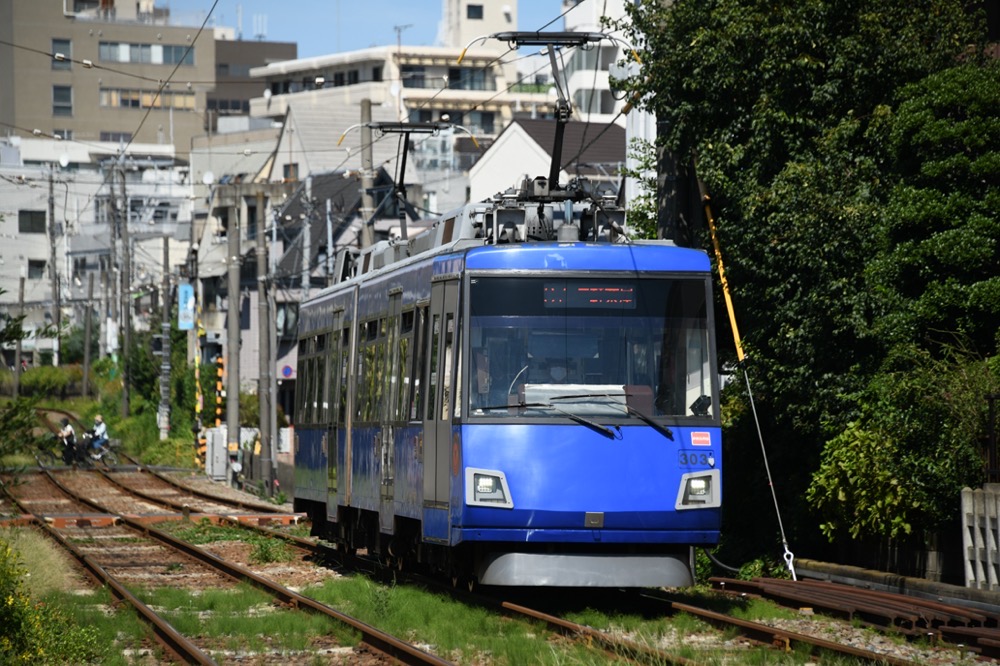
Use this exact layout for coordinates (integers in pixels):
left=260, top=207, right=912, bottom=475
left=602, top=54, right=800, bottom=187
left=543, top=283, right=637, bottom=309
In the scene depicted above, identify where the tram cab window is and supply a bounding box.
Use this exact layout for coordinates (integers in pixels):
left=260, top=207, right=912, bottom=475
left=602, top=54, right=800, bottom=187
left=467, top=276, right=714, bottom=419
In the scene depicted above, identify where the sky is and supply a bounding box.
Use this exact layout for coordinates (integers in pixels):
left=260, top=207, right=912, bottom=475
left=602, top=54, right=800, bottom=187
left=162, top=0, right=566, bottom=58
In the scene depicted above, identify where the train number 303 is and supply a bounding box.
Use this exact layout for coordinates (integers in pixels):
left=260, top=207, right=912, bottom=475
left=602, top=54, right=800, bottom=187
left=678, top=450, right=714, bottom=466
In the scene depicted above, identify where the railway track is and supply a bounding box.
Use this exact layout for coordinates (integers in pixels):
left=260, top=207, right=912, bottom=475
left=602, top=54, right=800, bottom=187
left=1, top=469, right=451, bottom=665
left=709, top=575, right=1000, bottom=660
left=7, top=458, right=991, bottom=664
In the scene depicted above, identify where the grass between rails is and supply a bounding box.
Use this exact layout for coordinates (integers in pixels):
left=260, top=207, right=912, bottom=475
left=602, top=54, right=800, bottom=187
left=4, top=519, right=923, bottom=665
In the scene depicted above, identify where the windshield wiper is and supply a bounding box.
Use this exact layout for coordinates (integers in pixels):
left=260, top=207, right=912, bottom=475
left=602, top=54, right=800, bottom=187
left=549, top=393, right=674, bottom=441
left=475, top=401, right=617, bottom=439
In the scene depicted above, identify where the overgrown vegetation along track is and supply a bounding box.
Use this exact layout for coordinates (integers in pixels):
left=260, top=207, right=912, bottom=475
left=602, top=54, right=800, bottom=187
left=1, top=469, right=452, bottom=665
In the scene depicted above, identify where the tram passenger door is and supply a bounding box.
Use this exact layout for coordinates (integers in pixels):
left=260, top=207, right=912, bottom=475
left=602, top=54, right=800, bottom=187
left=422, top=279, right=459, bottom=543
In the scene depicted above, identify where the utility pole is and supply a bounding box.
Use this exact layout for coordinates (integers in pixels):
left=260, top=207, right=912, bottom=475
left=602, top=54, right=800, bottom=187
left=325, top=198, right=334, bottom=286
left=256, top=189, right=273, bottom=495
left=158, top=235, right=171, bottom=440
left=226, top=201, right=241, bottom=471
left=119, top=160, right=131, bottom=418
left=48, top=168, right=61, bottom=366
left=393, top=24, right=411, bottom=121
left=360, top=99, right=376, bottom=249
left=302, top=176, right=312, bottom=300
left=13, top=276, right=24, bottom=399
left=83, top=273, right=94, bottom=397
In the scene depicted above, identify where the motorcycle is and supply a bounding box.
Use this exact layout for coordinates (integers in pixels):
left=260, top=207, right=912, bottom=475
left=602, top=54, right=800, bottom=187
left=58, top=430, right=119, bottom=467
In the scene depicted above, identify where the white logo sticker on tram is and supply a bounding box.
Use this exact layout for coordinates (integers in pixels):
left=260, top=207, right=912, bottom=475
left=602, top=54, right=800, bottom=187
left=691, top=432, right=711, bottom=447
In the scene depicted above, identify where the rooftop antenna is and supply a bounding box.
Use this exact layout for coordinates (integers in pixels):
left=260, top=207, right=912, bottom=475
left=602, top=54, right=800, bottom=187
left=338, top=121, right=480, bottom=241
left=459, top=31, right=638, bottom=188
left=253, top=14, right=267, bottom=41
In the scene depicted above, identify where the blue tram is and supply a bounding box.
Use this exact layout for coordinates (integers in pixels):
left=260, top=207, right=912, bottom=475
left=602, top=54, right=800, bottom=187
left=292, top=177, right=722, bottom=587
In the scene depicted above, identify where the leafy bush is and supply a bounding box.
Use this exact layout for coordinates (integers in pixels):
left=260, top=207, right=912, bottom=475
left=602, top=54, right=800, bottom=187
left=17, top=366, right=71, bottom=398
left=0, top=540, right=105, bottom=664
left=808, top=342, right=994, bottom=540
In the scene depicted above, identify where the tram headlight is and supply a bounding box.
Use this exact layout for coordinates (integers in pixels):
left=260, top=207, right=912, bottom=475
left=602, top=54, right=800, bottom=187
left=476, top=474, right=496, bottom=495
left=675, top=469, right=721, bottom=510
left=466, top=468, right=514, bottom=509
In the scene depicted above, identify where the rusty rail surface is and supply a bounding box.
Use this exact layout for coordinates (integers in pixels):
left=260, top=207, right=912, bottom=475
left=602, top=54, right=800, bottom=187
left=711, top=576, right=1000, bottom=658
left=0, top=476, right=215, bottom=665
left=15, top=469, right=452, bottom=666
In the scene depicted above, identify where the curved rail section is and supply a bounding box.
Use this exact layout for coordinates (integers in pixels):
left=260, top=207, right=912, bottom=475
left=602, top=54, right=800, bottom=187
left=4, top=470, right=452, bottom=666
left=0, top=475, right=215, bottom=664
left=118, top=453, right=290, bottom=515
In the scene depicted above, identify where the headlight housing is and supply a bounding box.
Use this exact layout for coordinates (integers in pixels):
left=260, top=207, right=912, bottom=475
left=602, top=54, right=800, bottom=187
left=675, top=469, right=721, bottom=510
left=465, top=467, right=514, bottom=509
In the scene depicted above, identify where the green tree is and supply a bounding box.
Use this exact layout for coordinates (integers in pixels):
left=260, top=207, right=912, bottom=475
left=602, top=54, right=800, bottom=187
left=870, top=61, right=1000, bottom=355
left=807, top=342, right=995, bottom=541
left=616, top=0, right=989, bottom=557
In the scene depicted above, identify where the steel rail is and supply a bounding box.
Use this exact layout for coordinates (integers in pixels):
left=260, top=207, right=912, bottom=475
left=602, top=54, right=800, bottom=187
left=0, top=477, right=216, bottom=665
left=118, top=453, right=290, bottom=514
left=668, top=600, right=922, bottom=665
left=39, top=469, right=452, bottom=666
left=501, top=600, right=699, bottom=665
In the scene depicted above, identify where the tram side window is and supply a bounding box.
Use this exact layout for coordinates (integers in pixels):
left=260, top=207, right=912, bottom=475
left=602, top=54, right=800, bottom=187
left=426, top=313, right=441, bottom=421
left=387, top=311, right=400, bottom=421
left=442, top=314, right=458, bottom=420
left=356, top=321, right=373, bottom=421
left=295, top=355, right=307, bottom=425
left=372, top=318, right=389, bottom=421
left=338, top=327, right=350, bottom=426
left=394, top=310, right=414, bottom=421
left=319, top=333, right=331, bottom=424
left=411, top=307, right=427, bottom=420
left=326, top=330, right=340, bottom=425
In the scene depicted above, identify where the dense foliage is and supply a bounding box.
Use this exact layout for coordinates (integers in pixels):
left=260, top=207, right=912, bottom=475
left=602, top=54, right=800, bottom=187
left=0, top=541, right=104, bottom=663
left=617, top=0, right=996, bottom=557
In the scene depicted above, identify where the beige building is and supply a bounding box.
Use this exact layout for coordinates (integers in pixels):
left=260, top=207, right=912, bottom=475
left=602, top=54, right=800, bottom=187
left=0, top=1, right=294, bottom=158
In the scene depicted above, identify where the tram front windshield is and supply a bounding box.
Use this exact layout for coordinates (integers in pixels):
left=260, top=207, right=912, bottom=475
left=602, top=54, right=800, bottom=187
left=468, top=275, right=715, bottom=419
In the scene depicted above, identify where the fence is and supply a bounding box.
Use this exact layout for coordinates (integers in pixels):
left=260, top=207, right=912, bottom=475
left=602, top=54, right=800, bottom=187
left=962, top=484, right=1000, bottom=590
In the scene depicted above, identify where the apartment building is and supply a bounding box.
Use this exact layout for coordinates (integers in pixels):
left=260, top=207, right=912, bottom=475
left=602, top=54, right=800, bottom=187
left=0, top=0, right=294, bottom=157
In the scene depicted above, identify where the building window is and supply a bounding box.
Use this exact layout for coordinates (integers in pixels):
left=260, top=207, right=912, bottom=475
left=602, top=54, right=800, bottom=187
left=372, top=65, right=382, bottom=81
left=283, top=163, right=299, bottom=182
left=467, top=4, right=484, bottom=19
left=19, top=210, right=46, bottom=234
left=100, top=131, right=133, bottom=143
left=52, top=39, right=71, bottom=70
left=53, top=129, right=73, bottom=140
left=347, top=69, right=359, bottom=84
left=401, top=65, right=426, bottom=88
left=99, top=87, right=195, bottom=111
left=53, top=85, right=72, bottom=116
left=28, top=260, right=47, bottom=280
left=98, top=41, right=193, bottom=65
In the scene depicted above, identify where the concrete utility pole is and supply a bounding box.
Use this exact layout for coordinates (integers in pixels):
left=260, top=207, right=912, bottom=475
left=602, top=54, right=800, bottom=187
left=119, top=161, right=131, bottom=418
left=83, top=273, right=94, bottom=397
left=158, top=236, right=171, bottom=440
left=360, top=99, right=377, bottom=249
left=255, top=189, right=274, bottom=495
left=48, top=168, right=61, bottom=366
left=13, top=276, right=24, bottom=399
left=302, top=177, right=313, bottom=300
left=325, top=198, right=334, bottom=286
left=226, top=202, right=241, bottom=465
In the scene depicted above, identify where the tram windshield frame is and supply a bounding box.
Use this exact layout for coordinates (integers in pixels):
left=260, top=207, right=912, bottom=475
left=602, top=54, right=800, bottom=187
left=466, top=274, right=718, bottom=422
